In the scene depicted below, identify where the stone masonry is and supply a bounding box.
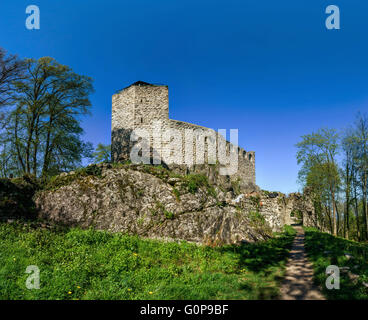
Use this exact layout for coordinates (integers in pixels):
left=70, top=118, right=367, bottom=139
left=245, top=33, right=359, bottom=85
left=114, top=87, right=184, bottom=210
left=112, top=81, right=256, bottom=191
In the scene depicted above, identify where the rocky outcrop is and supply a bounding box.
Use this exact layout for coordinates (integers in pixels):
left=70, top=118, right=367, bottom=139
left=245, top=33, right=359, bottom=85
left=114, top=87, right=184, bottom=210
left=34, top=164, right=269, bottom=245
left=34, top=163, right=317, bottom=245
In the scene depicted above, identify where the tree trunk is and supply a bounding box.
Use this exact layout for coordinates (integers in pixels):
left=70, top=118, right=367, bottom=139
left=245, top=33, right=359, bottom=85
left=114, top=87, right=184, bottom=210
left=41, top=114, right=53, bottom=177
left=353, top=186, right=361, bottom=241
left=32, top=114, right=41, bottom=175
left=331, top=190, right=337, bottom=236
left=345, top=161, right=350, bottom=239
left=362, top=173, right=368, bottom=240
left=14, top=110, right=25, bottom=172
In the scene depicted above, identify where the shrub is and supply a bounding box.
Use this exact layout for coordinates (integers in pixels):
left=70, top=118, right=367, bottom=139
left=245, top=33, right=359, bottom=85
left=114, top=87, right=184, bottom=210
left=184, top=174, right=216, bottom=197
left=164, top=210, right=174, bottom=220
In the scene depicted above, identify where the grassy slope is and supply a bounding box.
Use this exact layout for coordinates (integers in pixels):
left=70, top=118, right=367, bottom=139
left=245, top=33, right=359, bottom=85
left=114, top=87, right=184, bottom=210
left=304, top=227, right=368, bottom=299
left=0, top=222, right=296, bottom=300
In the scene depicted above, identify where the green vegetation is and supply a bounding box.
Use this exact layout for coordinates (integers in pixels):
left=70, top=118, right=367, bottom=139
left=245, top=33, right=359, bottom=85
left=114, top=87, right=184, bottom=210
left=304, top=227, right=368, bottom=299
left=249, top=211, right=266, bottom=225
left=172, top=188, right=181, bottom=202
left=163, top=210, right=175, bottom=220
left=231, top=178, right=242, bottom=195
left=296, top=113, right=368, bottom=242
left=0, top=56, right=94, bottom=179
left=92, top=144, right=111, bottom=163
left=184, top=173, right=216, bottom=197
left=0, top=222, right=296, bottom=300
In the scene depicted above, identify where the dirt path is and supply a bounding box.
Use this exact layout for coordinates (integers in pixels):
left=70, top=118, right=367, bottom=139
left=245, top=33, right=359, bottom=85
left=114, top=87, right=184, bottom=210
left=280, top=225, right=325, bottom=300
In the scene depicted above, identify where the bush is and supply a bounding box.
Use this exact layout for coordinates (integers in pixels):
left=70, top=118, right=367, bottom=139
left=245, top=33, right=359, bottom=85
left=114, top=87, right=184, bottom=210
left=184, top=174, right=216, bottom=197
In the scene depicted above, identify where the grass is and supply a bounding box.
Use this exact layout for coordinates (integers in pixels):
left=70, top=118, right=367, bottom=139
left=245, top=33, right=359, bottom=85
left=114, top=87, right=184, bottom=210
left=0, top=222, right=296, bottom=300
left=304, top=227, right=368, bottom=299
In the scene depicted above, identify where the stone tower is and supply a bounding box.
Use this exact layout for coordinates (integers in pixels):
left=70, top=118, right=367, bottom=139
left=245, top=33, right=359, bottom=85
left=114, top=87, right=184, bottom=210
left=112, top=81, right=168, bottom=132
left=111, top=81, right=169, bottom=162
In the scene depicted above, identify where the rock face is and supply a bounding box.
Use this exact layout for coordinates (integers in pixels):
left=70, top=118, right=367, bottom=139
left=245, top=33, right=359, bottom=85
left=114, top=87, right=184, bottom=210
left=34, top=163, right=316, bottom=245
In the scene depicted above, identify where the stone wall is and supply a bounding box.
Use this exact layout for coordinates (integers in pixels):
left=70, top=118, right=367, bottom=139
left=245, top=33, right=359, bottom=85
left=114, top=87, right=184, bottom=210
left=111, top=81, right=256, bottom=191
left=286, top=192, right=321, bottom=229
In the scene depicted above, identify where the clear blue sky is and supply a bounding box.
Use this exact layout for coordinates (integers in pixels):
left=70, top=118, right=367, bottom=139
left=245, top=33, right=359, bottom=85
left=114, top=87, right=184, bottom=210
left=1, top=0, right=368, bottom=193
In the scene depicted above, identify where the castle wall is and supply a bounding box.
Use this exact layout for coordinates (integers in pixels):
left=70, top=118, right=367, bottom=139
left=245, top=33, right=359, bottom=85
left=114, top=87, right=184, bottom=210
left=111, top=82, right=256, bottom=190
left=167, top=119, right=256, bottom=188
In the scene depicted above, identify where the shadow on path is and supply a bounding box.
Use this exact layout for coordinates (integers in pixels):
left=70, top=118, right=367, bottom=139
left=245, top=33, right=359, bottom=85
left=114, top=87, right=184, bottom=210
left=280, top=226, right=325, bottom=300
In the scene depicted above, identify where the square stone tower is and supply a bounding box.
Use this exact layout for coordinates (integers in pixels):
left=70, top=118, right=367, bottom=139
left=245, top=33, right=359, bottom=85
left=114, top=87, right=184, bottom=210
left=111, top=81, right=168, bottom=162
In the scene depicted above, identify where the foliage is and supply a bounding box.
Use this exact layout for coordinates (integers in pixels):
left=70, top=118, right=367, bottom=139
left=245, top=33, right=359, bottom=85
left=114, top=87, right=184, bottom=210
left=249, top=211, right=266, bottom=224
left=231, top=177, right=242, bottom=195
left=184, top=173, right=216, bottom=197
left=0, top=47, right=25, bottom=109
left=296, top=114, right=368, bottom=242
left=172, top=187, right=181, bottom=202
left=163, top=210, right=174, bottom=220
left=296, top=128, right=340, bottom=235
left=0, top=56, right=94, bottom=178
left=92, top=143, right=111, bottom=163
left=0, top=222, right=296, bottom=300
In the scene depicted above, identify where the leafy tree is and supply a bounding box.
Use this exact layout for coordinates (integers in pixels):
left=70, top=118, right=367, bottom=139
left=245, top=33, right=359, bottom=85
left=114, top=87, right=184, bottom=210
left=296, top=113, right=368, bottom=242
left=92, top=143, right=111, bottom=163
left=296, top=128, right=340, bottom=235
left=1, top=57, right=94, bottom=178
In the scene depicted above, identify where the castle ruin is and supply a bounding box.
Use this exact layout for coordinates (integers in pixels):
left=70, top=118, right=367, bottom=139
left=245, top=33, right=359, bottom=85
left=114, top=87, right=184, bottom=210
left=111, top=81, right=256, bottom=191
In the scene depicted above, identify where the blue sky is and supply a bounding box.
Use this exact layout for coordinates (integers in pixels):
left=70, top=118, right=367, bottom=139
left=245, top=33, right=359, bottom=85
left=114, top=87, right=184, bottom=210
left=1, top=0, right=368, bottom=193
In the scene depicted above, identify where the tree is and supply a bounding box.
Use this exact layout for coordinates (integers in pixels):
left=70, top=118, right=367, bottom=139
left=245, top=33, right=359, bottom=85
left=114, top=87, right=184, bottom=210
left=354, top=113, right=368, bottom=240
left=92, top=143, right=111, bottom=163
left=0, top=47, right=25, bottom=109
left=296, top=128, right=340, bottom=235
left=1, top=57, right=94, bottom=178
left=341, top=132, right=353, bottom=239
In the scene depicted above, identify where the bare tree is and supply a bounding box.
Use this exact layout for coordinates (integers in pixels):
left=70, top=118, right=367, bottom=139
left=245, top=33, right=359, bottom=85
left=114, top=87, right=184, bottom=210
left=0, top=47, right=25, bottom=108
